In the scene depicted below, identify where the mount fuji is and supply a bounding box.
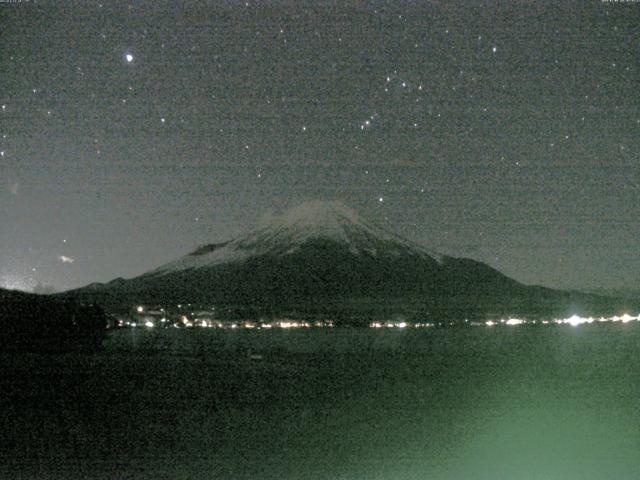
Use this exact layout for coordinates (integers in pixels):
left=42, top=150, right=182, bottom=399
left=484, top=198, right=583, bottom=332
left=64, top=201, right=622, bottom=322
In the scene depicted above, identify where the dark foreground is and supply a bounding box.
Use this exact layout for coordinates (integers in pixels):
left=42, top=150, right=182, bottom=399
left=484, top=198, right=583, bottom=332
left=2, top=324, right=640, bottom=479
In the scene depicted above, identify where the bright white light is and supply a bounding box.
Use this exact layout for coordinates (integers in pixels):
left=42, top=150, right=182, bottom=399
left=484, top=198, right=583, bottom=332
left=485, top=320, right=495, bottom=327
left=568, top=316, right=581, bottom=327
left=125, top=53, right=134, bottom=62
left=136, top=306, right=144, bottom=313
left=397, top=322, right=407, bottom=328
left=565, top=315, right=589, bottom=327
left=621, top=313, right=635, bottom=323
left=505, top=318, right=524, bottom=326
left=144, top=321, right=154, bottom=328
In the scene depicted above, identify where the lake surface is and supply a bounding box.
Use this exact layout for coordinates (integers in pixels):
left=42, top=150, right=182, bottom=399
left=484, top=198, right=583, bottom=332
left=2, top=324, right=639, bottom=479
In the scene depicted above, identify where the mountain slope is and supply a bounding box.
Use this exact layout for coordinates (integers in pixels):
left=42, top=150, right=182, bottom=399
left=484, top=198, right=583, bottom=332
left=63, top=201, right=627, bottom=321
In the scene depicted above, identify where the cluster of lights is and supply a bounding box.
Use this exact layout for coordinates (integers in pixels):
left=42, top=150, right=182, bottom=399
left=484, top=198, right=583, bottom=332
left=124, top=312, right=334, bottom=330
left=368, top=314, right=640, bottom=329
left=370, top=321, right=428, bottom=329
left=488, top=313, right=640, bottom=327
left=125, top=306, right=639, bottom=331
left=133, top=320, right=335, bottom=330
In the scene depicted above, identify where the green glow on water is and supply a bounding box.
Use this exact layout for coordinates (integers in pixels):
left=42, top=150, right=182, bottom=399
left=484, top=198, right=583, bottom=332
left=4, top=324, right=640, bottom=479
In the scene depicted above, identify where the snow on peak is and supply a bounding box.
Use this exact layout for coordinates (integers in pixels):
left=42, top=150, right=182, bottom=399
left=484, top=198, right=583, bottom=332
left=276, top=200, right=361, bottom=227
left=253, top=200, right=368, bottom=243
left=144, top=200, right=443, bottom=276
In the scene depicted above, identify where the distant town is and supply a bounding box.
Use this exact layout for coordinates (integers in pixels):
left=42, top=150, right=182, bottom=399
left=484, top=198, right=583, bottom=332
left=115, top=305, right=640, bottom=330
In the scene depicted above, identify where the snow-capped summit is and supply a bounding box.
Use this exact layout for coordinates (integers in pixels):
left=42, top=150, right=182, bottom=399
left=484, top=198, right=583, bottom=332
left=146, top=200, right=442, bottom=276
left=236, top=200, right=442, bottom=257
left=255, top=200, right=368, bottom=241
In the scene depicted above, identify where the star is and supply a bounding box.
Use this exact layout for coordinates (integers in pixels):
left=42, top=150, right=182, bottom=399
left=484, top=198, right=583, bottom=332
left=125, top=53, right=134, bottom=63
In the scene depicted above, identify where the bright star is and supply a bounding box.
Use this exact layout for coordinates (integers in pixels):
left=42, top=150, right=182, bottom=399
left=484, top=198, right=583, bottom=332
left=125, top=53, right=134, bottom=62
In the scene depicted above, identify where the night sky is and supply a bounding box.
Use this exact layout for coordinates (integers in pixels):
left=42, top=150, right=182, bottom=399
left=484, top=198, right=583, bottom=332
left=1, top=1, right=638, bottom=293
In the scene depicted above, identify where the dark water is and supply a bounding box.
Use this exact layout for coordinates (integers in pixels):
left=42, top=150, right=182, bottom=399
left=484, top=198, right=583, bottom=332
left=2, top=324, right=639, bottom=479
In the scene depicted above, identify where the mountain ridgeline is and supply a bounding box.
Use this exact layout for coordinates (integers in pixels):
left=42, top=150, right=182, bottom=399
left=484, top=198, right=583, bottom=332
left=63, top=201, right=630, bottom=323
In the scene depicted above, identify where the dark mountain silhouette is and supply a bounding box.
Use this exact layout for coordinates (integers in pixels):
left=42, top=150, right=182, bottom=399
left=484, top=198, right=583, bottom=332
left=0, top=288, right=107, bottom=351
left=62, top=201, right=632, bottom=322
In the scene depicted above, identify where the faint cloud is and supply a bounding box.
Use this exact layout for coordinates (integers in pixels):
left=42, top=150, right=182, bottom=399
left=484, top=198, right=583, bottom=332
left=58, top=255, right=75, bottom=264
